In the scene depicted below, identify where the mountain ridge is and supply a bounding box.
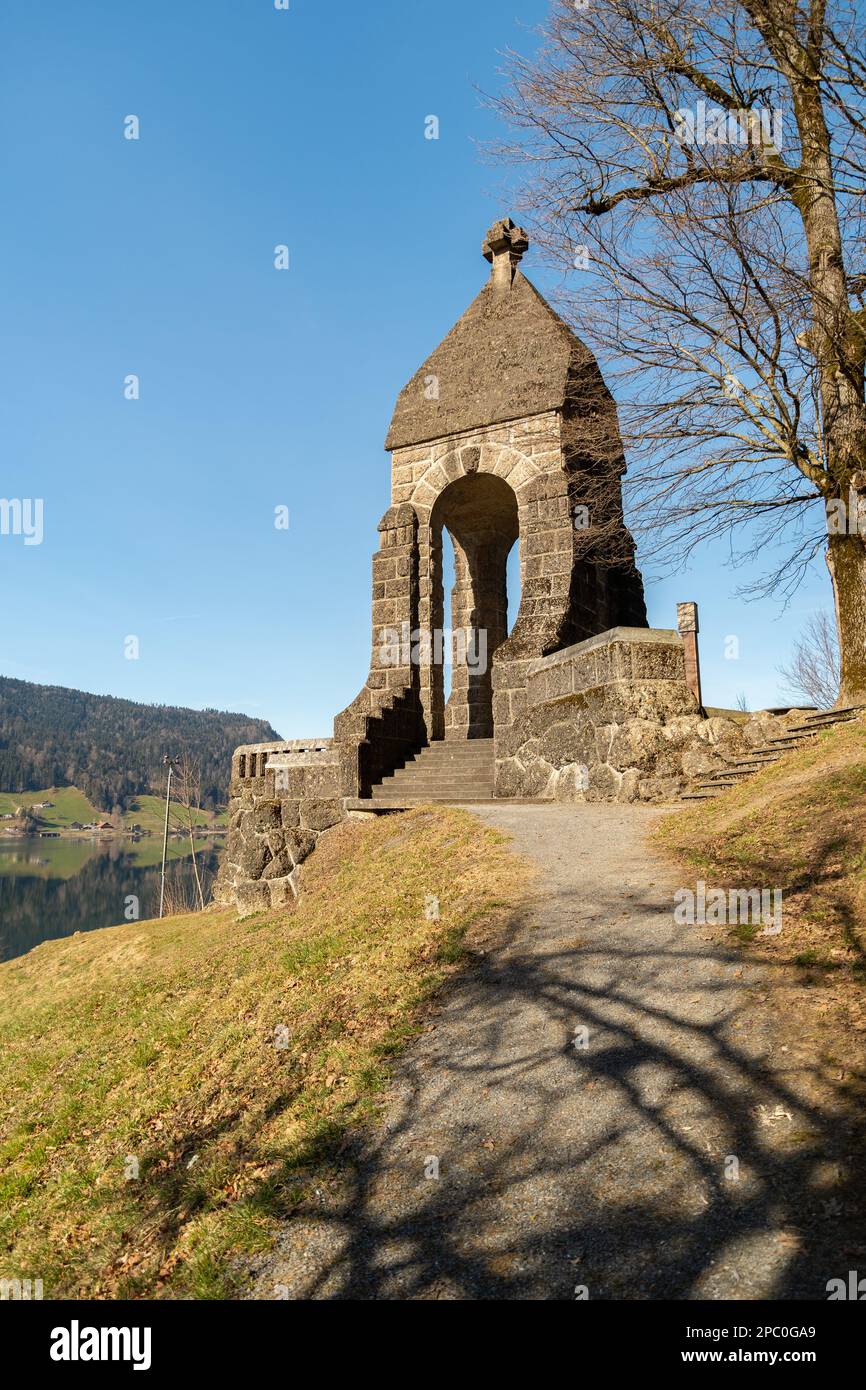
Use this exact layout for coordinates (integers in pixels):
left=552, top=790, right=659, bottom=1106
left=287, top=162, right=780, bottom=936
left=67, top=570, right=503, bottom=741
left=0, top=674, right=280, bottom=812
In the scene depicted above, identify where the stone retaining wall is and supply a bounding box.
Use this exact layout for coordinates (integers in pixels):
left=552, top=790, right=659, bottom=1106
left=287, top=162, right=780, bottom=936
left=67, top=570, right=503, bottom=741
left=496, top=627, right=770, bottom=802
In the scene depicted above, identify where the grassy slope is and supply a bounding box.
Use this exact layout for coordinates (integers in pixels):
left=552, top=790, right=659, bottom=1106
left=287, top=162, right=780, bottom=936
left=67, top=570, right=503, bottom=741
left=0, top=787, right=224, bottom=833
left=0, top=786, right=101, bottom=828
left=657, top=713, right=866, bottom=1052
left=121, top=795, right=221, bottom=834
left=0, top=807, right=528, bottom=1300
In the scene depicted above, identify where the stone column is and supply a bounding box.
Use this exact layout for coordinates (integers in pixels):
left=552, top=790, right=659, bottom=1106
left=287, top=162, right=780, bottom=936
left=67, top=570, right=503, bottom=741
left=444, top=537, right=473, bottom=739
left=676, top=601, right=703, bottom=710
left=419, top=521, right=445, bottom=740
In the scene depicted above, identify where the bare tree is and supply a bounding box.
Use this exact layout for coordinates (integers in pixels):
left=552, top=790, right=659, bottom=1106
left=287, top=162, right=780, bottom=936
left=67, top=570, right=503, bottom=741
left=493, top=0, right=866, bottom=704
left=778, top=609, right=840, bottom=705
left=171, top=753, right=206, bottom=911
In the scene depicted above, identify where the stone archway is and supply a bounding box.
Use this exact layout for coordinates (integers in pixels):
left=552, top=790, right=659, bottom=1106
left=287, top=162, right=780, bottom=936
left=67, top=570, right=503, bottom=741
left=331, top=217, right=650, bottom=797
left=429, top=473, right=519, bottom=740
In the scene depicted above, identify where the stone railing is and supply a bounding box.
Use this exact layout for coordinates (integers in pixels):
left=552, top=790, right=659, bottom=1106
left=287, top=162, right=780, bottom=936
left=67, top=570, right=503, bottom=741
left=214, top=739, right=344, bottom=914
left=494, top=626, right=749, bottom=802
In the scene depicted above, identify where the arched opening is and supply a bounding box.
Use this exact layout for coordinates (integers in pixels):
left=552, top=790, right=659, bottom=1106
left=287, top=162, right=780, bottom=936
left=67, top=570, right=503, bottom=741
left=429, top=473, right=520, bottom=740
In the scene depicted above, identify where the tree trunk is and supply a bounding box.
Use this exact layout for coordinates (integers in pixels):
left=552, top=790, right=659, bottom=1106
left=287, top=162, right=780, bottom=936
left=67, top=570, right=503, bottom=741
left=826, top=527, right=866, bottom=707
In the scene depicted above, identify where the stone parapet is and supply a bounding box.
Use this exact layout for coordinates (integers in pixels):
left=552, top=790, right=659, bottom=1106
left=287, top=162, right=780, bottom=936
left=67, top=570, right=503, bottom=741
left=495, top=627, right=749, bottom=802
left=214, top=739, right=344, bottom=914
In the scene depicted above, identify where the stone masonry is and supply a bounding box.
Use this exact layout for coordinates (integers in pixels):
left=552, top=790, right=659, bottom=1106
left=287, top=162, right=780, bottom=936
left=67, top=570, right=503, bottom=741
left=215, top=219, right=769, bottom=911
left=502, top=627, right=749, bottom=803
left=213, top=740, right=342, bottom=913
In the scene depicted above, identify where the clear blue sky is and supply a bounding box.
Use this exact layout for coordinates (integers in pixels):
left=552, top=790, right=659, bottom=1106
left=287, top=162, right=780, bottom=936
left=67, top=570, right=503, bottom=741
left=1, top=0, right=832, bottom=736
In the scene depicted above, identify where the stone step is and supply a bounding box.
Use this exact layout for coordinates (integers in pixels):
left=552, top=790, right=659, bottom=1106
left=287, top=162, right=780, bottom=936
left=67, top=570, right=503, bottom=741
left=695, top=777, right=747, bottom=789
left=719, top=762, right=775, bottom=774
left=801, top=705, right=862, bottom=722
left=385, top=787, right=494, bottom=798
left=787, top=715, right=857, bottom=733
left=408, top=740, right=494, bottom=751
left=383, top=768, right=493, bottom=783
left=401, top=746, right=494, bottom=759
left=400, top=750, right=494, bottom=761
left=384, top=762, right=493, bottom=776
left=379, top=783, right=494, bottom=796
left=392, top=768, right=492, bottom=775
left=372, top=784, right=493, bottom=799
left=387, top=757, right=491, bottom=765
left=682, top=706, right=862, bottom=803
left=760, top=736, right=814, bottom=748
left=725, top=760, right=779, bottom=770
left=366, top=794, right=498, bottom=807
left=397, top=759, right=494, bottom=772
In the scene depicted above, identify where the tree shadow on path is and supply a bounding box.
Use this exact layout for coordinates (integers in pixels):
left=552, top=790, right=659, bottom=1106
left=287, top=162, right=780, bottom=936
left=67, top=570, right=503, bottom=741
left=253, top=878, right=866, bottom=1300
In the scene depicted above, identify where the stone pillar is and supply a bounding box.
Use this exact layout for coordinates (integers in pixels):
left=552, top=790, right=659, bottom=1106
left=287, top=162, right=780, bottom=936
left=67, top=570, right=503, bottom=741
left=676, top=602, right=703, bottom=711
left=333, top=503, right=426, bottom=796
left=444, top=536, right=474, bottom=739
left=420, top=523, right=445, bottom=740
left=369, top=503, right=419, bottom=699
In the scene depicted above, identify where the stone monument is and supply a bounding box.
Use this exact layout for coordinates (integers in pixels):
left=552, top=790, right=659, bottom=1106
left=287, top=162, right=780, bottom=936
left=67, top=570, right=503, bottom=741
left=216, top=219, right=747, bottom=912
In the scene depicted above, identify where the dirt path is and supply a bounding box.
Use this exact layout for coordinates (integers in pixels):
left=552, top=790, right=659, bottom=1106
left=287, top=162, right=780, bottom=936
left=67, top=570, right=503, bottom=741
left=249, top=804, right=857, bottom=1300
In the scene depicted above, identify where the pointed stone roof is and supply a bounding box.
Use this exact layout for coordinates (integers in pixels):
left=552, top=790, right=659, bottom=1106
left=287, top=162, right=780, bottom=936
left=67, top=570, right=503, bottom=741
left=385, top=218, right=599, bottom=451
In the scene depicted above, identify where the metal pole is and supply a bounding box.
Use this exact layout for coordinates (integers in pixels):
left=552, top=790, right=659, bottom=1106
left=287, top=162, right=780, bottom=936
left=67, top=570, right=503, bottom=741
left=159, top=760, right=173, bottom=919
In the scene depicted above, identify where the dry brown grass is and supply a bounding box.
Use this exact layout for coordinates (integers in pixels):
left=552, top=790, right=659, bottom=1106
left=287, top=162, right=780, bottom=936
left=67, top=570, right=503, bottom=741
left=656, top=714, right=866, bottom=1092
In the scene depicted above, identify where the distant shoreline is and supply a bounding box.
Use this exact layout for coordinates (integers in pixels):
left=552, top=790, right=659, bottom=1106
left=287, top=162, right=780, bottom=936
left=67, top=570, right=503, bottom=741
left=0, top=829, right=226, bottom=842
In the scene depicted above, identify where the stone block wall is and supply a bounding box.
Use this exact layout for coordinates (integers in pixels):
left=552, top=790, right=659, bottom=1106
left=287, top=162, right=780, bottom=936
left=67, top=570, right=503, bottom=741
left=214, top=739, right=344, bottom=915
left=495, top=627, right=754, bottom=802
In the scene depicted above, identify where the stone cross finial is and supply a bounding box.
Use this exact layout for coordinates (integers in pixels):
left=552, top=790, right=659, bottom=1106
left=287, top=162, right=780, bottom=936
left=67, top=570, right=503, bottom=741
left=482, top=217, right=529, bottom=289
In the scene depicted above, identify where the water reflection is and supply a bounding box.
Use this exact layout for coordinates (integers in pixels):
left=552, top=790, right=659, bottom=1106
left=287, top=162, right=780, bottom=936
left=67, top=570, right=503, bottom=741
left=0, top=837, right=225, bottom=962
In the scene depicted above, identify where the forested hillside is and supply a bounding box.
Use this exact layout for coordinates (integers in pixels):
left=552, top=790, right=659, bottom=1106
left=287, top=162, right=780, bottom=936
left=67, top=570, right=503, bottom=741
left=0, top=677, right=280, bottom=812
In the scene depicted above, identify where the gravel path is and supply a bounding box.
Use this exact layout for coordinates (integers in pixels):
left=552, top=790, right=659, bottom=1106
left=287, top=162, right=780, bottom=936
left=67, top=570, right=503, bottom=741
left=249, top=804, right=854, bottom=1300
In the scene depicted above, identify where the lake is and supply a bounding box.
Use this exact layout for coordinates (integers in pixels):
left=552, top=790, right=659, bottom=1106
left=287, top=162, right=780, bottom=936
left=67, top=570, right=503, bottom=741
left=0, top=836, right=225, bottom=962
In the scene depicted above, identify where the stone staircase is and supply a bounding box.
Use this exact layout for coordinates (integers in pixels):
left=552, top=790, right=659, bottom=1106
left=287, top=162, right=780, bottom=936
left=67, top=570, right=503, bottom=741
left=364, top=739, right=495, bottom=807
left=681, top=706, right=863, bottom=801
